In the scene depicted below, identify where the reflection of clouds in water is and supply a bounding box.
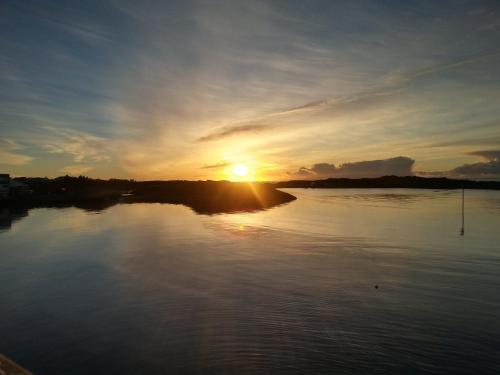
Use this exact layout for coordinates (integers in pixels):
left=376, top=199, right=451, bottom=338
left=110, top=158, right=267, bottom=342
left=202, top=220, right=272, bottom=240
left=472, top=194, right=500, bottom=214
left=89, top=206, right=419, bottom=372
left=1, top=189, right=500, bottom=374
left=308, top=190, right=458, bottom=209
left=110, top=212, right=406, bottom=301
left=203, top=216, right=412, bottom=257
left=335, top=193, right=422, bottom=202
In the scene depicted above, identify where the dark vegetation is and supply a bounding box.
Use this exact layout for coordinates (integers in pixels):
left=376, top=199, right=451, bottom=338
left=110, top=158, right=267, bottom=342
left=2, top=176, right=296, bottom=215
left=2, top=175, right=498, bottom=229
left=275, top=175, right=500, bottom=189
left=2, top=174, right=499, bottom=231
left=125, top=180, right=296, bottom=214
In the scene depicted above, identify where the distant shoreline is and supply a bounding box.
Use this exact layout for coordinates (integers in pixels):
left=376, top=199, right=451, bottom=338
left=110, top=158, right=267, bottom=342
left=1, top=175, right=499, bottom=216
left=275, top=175, right=500, bottom=190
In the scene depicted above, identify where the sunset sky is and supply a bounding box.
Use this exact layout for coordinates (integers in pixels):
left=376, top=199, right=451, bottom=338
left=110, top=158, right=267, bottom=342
left=1, top=0, right=500, bottom=180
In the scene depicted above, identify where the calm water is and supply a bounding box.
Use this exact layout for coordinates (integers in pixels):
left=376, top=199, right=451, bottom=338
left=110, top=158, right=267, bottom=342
left=1, top=189, right=500, bottom=374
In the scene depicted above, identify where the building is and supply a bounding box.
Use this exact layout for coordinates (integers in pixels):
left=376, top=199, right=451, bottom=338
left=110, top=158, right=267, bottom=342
left=0, top=174, right=33, bottom=199
left=0, top=174, right=10, bottom=199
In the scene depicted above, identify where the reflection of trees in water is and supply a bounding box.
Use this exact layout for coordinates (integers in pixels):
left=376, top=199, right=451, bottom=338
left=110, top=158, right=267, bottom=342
left=0, top=201, right=115, bottom=231
left=0, top=192, right=295, bottom=231
left=0, top=180, right=296, bottom=231
left=0, top=206, right=29, bottom=230
left=74, top=199, right=120, bottom=212
left=0, top=202, right=115, bottom=231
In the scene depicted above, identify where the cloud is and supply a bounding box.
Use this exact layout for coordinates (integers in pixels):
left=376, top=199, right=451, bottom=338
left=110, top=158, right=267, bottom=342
left=201, top=161, right=231, bottom=169
left=417, top=150, right=500, bottom=179
left=273, top=51, right=500, bottom=120
left=197, top=124, right=272, bottom=142
left=275, top=87, right=403, bottom=118
left=3, top=1, right=500, bottom=180
left=194, top=83, right=404, bottom=146
left=0, top=151, right=32, bottom=166
left=289, top=167, right=315, bottom=178
left=467, top=150, right=500, bottom=161
left=61, top=165, right=93, bottom=176
left=42, top=127, right=111, bottom=163
left=290, top=156, right=415, bottom=179
left=0, top=139, right=33, bottom=166
left=280, top=100, right=328, bottom=114
left=310, top=163, right=337, bottom=175
left=448, top=150, right=500, bottom=179
left=425, top=132, right=500, bottom=148
left=451, top=161, right=500, bottom=179
left=385, top=51, right=500, bottom=87
left=335, top=157, right=415, bottom=178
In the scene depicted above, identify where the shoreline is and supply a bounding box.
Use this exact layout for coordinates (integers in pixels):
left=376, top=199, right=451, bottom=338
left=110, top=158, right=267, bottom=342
left=1, top=179, right=297, bottom=215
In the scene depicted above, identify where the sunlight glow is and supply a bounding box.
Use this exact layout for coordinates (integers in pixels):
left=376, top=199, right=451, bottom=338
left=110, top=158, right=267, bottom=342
left=232, top=163, right=249, bottom=177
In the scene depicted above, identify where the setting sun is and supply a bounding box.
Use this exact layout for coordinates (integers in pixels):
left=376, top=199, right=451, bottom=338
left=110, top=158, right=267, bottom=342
left=232, top=163, right=249, bottom=177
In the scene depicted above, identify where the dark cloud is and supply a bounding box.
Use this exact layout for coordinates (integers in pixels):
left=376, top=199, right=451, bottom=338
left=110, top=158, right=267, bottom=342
left=468, top=150, right=500, bottom=161
left=449, top=150, right=500, bottom=178
left=198, top=124, right=272, bottom=142
left=289, top=167, right=315, bottom=177
left=290, top=156, right=415, bottom=179
left=311, top=163, right=337, bottom=175
left=201, top=161, right=231, bottom=169
left=451, top=161, right=500, bottom=177
left=418, top=150, right=500, bottom=179
left=334, top=157, right=415, bottom=178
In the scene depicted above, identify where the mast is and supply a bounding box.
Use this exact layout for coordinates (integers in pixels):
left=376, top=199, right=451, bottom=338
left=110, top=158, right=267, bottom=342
left=460, top=185, right=464, bottom=236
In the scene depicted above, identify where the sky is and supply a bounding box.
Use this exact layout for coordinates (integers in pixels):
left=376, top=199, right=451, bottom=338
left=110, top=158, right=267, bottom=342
left=1, top=0, right=500, bottom=180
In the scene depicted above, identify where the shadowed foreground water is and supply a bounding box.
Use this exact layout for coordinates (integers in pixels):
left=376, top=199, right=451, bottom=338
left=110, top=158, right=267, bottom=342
left=1, top=189, right=499, bottom=374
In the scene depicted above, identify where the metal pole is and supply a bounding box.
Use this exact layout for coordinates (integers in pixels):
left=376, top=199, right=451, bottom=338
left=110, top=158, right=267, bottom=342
left=460, top=186, right=464, bottom=236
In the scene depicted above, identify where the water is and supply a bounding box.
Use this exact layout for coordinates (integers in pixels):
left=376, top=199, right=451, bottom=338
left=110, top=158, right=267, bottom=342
left=1, top=188, right=499, bottom=374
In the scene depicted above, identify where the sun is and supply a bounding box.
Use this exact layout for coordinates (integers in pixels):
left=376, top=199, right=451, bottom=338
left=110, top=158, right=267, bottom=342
left=232, top=163, right=249, bottom=177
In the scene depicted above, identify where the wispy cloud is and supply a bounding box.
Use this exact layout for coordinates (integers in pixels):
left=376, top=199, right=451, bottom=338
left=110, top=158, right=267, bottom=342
left=0, top=139, right=33, bottom=166
left=201, top=161, right=231, bottom=169
left=197, top=50, right=500, bottom=150
left=274, top=51, right=500, bottom=119
left=61, top=165, right=93, bottom=176
left=42, top=127, right=111, bottom=163
left=2, top=1, right=500, bottom=179
left=198, top=124, right=273, bottom=142
left=385, top=51, right=500, bottom=86
left=24, top=2, right=113, bottom=46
